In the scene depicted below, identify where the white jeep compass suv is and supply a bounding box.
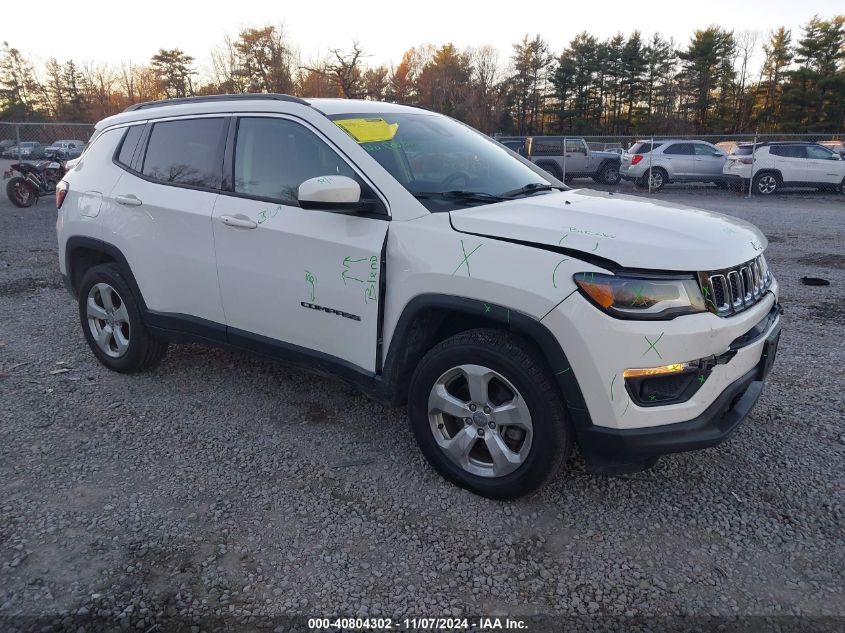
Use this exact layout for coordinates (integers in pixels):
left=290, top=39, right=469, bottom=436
left=56, top=95, right=782, bottom=498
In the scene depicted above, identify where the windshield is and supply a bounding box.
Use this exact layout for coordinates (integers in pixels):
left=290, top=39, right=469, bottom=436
left=329, top=112, right=559, bottom=211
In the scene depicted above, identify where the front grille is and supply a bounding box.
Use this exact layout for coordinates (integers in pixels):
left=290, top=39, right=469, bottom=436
left=699, top=255, right=771, bottom=316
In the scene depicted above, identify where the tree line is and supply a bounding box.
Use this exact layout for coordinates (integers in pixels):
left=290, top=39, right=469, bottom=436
left=1, top=15, right=843, bottom=135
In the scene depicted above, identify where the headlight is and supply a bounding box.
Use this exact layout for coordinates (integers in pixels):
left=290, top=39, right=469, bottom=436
left=574, top=272, right=707, bottom=319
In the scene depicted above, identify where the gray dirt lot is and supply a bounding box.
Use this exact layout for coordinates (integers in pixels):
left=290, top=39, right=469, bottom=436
left=0, top=182, right=843, bottom=632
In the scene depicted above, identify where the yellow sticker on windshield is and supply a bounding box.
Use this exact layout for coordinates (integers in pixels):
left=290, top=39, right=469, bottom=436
left=334, top=118, right=398, bottom=143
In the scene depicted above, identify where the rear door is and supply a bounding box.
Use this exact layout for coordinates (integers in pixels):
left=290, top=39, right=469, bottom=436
left=103, top=116, right=228, bottom=326
left=212, top=114, right=389, bottom=373
left=661, top=143, right=695, bottom=178
left=770, top=145, right=806, bottom=183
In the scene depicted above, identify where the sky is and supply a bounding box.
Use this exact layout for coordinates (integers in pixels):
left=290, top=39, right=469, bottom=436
left=2, top=0, right=841, bottom=74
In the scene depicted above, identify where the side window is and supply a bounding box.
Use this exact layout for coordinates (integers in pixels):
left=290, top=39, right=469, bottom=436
left=532, top=139, right=562, bottom=156
left=115, top=125, right=144, bottom=168
left=233, top=117, right=358, bottom=204
left=565, top=139, right=586, bottom=154
left=664, top=143, right=692, bottom=155
left=693, top=144, right=717, bottom=156
left=806, top=145, right=834, bottom=160
left=141, top=118, right=226, bottom=188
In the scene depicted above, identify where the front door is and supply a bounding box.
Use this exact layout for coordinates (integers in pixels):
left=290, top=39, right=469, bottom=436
left=692, top=143, right=726, bottom=177
left=563, top=139, right=588, bottom=176
left=212, top=115, right=389, bottom=373
left=804, top=145, right=842, bottom=184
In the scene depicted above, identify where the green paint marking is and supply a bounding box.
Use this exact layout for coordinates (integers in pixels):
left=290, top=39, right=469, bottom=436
left=697, top=374, right=706, bottom=385
left=622, top=397, right=630, bottom=416
left=556, top=368, right=571, bottom=375
left=552, top=258, right=569, bottom=288
left=641, top=332, right=665, bottom=359
left=632, top=285, right=647, bottom=306
left=610, top=374, right=617, bottom=401
left=591, top=241, right=599, bottom=252
left=648, top=395, right=657, bottom=401
left=305, top=270, right=316, bottom=302
left=483, top=303, right=492, bottom=314
left=507, top=309, right=510, bottom=323
left=558, top=235, right=568, bottom=245
left=452, top=240, right=482, bottom=277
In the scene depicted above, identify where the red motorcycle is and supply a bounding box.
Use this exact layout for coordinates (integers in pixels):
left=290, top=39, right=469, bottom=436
left=3, top=160, right=66, bottom=208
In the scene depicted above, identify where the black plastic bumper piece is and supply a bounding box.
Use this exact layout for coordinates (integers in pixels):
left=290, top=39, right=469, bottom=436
left=579, top=366, right=763, bottom=475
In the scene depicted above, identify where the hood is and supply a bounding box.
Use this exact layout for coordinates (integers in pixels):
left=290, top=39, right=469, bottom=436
left=449, top=188, right=766, bottom=272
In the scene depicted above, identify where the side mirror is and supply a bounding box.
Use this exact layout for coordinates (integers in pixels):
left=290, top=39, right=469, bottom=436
left=298, top=175, right=365, bottom=213
left=715, top=150, right=726, bottom=157
left=829, top=154, right=842, bottom=160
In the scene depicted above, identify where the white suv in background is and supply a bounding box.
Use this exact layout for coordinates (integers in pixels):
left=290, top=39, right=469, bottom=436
left=723, top=142, right=845, bottom=195
left=56, top=95, right=781, bottom=498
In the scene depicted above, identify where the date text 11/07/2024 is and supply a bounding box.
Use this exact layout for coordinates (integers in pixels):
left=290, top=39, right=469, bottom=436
left=307, top=616, right=528, bottom=631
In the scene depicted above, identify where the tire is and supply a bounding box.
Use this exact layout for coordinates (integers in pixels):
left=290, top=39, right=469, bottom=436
left=408, top=329, right=572, bottom=499
left=598, top=162, right=621, bottom=185
left=839, top=178, right=845, bottom=195
left=753, top=172, right=780, bottom=196
left=77, top=263, right=168, bottom=373
left=6, top=177, right=37, bottom=208
left=538, top=162, right=562, bottom=182
left=639, top=168, right=667, bottom=191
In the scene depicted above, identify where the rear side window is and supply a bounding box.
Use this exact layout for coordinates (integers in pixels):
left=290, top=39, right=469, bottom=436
left=664, top=143, right=693, bottom=155
left=141, top=118, right=226, bottom=188
left=532, top=139, right=562, bottom=156
left=233, top=117, right=358, bottom=204
left=770, top=145, right=806, bottom=158
left=629, top=142, right=663, bottom=154
left=115, top=125, right=144, bottom=168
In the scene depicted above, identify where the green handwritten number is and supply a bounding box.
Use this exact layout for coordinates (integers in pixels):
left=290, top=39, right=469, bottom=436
left=305, top=271, right=316, bottom=302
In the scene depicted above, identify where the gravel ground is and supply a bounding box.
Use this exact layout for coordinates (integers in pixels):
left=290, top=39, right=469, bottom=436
left=0, top=183, right=843, bottom=633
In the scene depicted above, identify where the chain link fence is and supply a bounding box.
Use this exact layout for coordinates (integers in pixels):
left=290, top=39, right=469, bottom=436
left=580, top=133, right=845, bottom=153
left=0, top=122, right=96, bottom=162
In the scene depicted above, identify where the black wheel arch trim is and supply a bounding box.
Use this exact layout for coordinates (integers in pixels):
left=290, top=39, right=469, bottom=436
left=382, top=294, right=593, bottom=426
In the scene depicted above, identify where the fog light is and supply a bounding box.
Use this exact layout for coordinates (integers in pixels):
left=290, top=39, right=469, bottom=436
left=623, top=361, right=698, bottom=378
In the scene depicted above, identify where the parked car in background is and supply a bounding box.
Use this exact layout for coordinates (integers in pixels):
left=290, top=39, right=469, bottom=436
left=0, top=140, right=15, bottom=153
left=2, top=141, right=45, bottom=159
left=44, top=140, right=86, bottom=160
left=497, top=135, right=622, bottom=184
left=723, top=142, right=845, bottom=195
left=619, top=140, right=728, bottom=191
left=818, top=140, right=845, bottom=157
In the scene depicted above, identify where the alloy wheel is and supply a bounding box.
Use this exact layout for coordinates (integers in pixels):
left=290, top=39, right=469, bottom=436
left=427, top=364, right=533, bottom=478
left=757, top=175, right=777, bottom=195
left=649, top=171, right=664, bottom=189
left=86, top=282, right=131, bottom=358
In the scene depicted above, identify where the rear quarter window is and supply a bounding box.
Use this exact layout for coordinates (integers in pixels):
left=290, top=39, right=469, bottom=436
left=629, top=142, right=663, bottom=154
left=115, top=125, right=145, bottom=168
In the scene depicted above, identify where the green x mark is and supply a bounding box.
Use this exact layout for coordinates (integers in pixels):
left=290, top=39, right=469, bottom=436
left=483, top=303, right=492, bottom=314
left=452, top=240, right=482, bottom=277
left=697, top=374, right=706, bottom=385
left=648, top=395, right=657, bottom=401
left=632, top=285, right=647, bottom=306
left=641, top=332, right=664, bottom=358
left=701, top=285, right=718, bottom=310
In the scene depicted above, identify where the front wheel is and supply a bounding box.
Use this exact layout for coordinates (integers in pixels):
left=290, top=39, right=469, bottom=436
left=6, top=177, right=37, bottom=208
left=408, top=329, right=572, bottom=499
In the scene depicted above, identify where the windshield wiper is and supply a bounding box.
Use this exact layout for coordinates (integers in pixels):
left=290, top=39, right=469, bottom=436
left=500, top=183, right=562, bottom=198
left=412, top=190, right=511, bottom=203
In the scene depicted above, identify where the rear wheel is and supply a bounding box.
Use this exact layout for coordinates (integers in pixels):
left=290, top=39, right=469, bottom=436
left=78, top=263, right=168, bottom=373
left=6, top=177, right=36, bottom=208
left=598, top=163, right=621, bottom=185
left=639, top=168, right=666, bottom=191
left=753, top=172, right=779, bottom=195
left=408, top=329, right=572, bottom=499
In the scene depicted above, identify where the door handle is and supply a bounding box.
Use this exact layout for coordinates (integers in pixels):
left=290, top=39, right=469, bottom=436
left=115, top=194, right=142, bottom=207
left=220, top=215, right=258, bottom=229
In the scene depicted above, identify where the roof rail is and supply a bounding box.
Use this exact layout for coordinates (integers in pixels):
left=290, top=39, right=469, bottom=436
left=123, top=93, right=310, bottom=112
